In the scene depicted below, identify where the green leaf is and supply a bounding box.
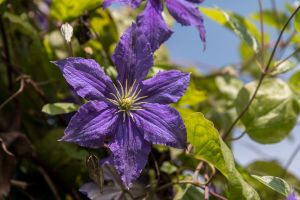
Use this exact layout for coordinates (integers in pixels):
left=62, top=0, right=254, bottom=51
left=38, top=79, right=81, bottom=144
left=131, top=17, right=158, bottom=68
left=295, top=10, right=300, bottom=33
left=0, top=0, right=6, bottom=5
left=160, top=162, right=178, bottom=175
left=42, top=103, right=79, bottom=115
left=50, top=0, right=103, bottom=21
left=201, top=7, right=260, bottom=53
left=270, top=60, right=297, bottom=76
left=183, top=112, right=260, bottom=200
left=252, top=175, right=291, bottom=197
left=179, top=82, right=207, bottom=106
left=289, top=71, right=300, bottom=94
left=174, top=185, right=204, bottom=200
left=252, top=10, right=289, bottom=30
left=247, top=161, right=300, bottom=193
left=236, top=78, right=300, bottom=143
left=215, top=75, right=243, bottom=100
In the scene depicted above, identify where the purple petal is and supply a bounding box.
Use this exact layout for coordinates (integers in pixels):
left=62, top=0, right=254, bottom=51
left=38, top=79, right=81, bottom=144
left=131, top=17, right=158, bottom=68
left=136, top=0, right=173, bottom=51
left=166, top=0, right=206, bottom=44
left=186, top=0, right=204, bottom=3
left=79, top=182, right=123, bottom=200
left=140, top=70, right=190, bottom=104
left=52, top=57, right=114, bottom=101
left=112, top=23, right=153, bottom=85
left=134, top=103, right=187, bottom=148
left=60, top=101, right=118, bottom=148
left=102, top=0, right=142, bottom=8
left=287, top=192, right=299, bottom=200
left=108, top=117, right=151, bottom=187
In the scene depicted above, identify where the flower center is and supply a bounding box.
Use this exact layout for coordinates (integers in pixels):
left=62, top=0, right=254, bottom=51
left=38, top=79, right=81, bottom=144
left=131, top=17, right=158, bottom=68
left=107, top=80, right=147, bottom=120
left=119, top=97, right=134, bottom=111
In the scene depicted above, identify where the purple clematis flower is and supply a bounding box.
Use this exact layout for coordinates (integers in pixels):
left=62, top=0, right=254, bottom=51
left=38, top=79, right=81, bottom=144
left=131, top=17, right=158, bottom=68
left=52, top=23, right=189, bottom=187
left=287, top=191, right=299, bottom=200
left=103, top=0, right=206, bottom=50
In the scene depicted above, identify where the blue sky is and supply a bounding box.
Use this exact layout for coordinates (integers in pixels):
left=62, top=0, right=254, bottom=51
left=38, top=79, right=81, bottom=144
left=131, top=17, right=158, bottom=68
left=166, top=0, right=300, bottom=178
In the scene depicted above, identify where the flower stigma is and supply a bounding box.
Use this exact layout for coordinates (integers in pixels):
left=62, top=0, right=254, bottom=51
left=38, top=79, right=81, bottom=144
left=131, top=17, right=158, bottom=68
left=107, top=80, right=147, bottom=121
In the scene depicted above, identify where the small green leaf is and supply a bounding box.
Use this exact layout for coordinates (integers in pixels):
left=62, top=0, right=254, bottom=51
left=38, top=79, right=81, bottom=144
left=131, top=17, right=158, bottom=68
left=174, top=185, right=204, bottom=200
left=270, top=60, right=297, bottom=76
left=42, top=103, right=79, bottom=115
left=160, top=162, right=178, bottom=175
left=252, top=175, right=291, bottom=197
left=236, top=78, right=300, bottom=143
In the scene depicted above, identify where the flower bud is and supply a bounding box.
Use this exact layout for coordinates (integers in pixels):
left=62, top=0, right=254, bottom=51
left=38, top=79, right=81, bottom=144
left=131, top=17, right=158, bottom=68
left=60, top=23, right=73, bottom=43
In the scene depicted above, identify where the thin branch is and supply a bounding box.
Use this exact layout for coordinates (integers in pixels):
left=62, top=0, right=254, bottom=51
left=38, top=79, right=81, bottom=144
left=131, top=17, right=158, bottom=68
left=0, top=137, right=14, bottom=156
left=204, top=172, right=210, bottom=200
left=10, top=180, right=29, bottom=190
left=0, top=78, right=25, bottom=110
left=193, top=161, right=204, bottom=182
left=226, top=130, right=247, bottom=142
left=37, top=166, right=61, bottom=200
left=222, top=5, right=300, bottom=139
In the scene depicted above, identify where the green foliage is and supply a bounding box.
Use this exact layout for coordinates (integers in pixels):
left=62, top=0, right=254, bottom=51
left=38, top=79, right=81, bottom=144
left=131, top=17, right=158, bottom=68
left=236, top=78, right=300, bottom=143
left=1, top=1, right=300, bottom=199
left=42, top=103, right=79, bottom=115
left=252, top=175, right=291, bottom=197
left=50, top=0, right=103, bottom=21
left=34, top=129, right=88, bottom=187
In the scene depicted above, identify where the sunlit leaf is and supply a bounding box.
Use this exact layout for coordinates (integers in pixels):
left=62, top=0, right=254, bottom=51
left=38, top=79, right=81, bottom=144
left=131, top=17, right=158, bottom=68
left=289, top=71, right=300, bottom=94
left=236, top=78, right=299, bottom=143
left=252, top=175, right=291, bottom=197
left=252, top=10, right=289, bottom=30
left=0, top=0, right=6, bottom=5
left=50, top=0, right=103, bottom=21
left=183, top=112, right=260, bottom=200
left=179, top=82, right=207, bottom=106
left=42, top=103, right=79, bottom=115
left=295, top=10, right=300, bottom=33
left=270, top=60, right=297, bottom=76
